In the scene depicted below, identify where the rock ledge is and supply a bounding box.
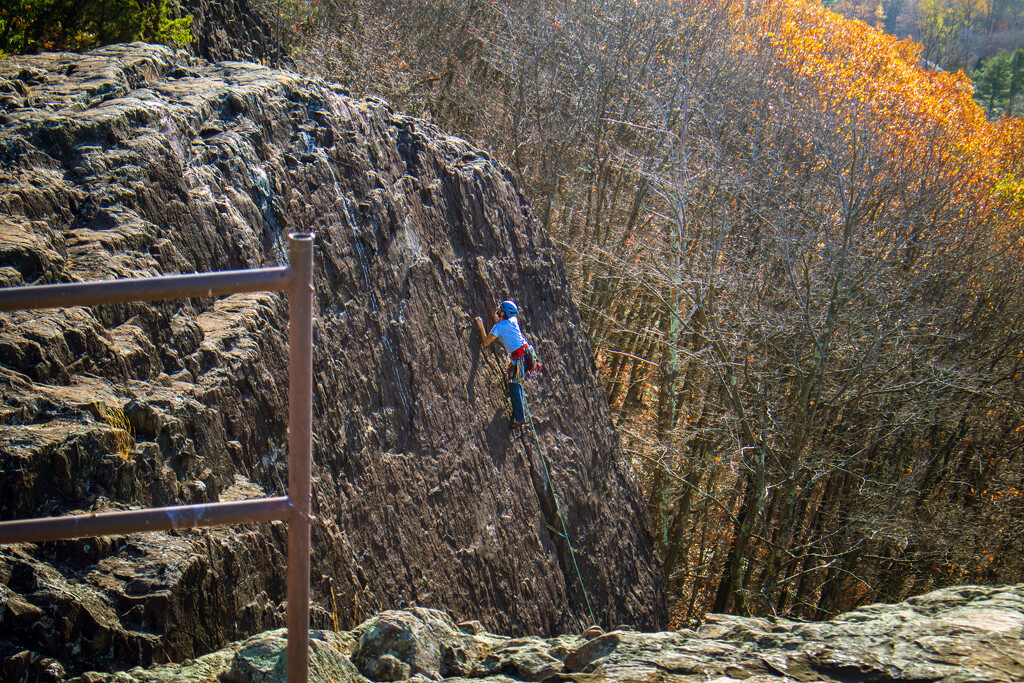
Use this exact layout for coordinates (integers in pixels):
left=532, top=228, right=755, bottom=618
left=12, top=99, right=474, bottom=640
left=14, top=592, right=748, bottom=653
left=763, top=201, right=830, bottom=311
left=77, top=584, right=1024, bottom=683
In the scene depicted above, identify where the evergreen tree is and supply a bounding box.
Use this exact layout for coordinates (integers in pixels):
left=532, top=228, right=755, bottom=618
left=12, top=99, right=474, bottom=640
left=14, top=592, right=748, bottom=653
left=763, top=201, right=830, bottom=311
left=973, top=51, right=1012, bottom=116
left=1007, top=49, right=1024, bottom=115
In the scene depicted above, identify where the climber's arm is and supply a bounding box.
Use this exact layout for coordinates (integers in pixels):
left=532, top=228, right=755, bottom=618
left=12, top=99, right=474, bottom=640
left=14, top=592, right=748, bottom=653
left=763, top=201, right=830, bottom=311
left=475, top=316, right=498, bottom=348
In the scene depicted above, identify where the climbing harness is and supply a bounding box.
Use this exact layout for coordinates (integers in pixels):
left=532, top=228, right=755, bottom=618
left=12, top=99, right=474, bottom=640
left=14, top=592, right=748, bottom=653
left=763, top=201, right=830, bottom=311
left=507, top=344, right=542, bottom=384
left=507, top=354, right=526, bottom=384
left=520, top=392, right=597, bottom=628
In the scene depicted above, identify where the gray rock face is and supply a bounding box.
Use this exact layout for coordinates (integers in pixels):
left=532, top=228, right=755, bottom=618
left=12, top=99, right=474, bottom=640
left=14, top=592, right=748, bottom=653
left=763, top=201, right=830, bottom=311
left=180, top=0, right=282, bottom=65
left=0, top=44, right=664, bottom=679
left=74, top=584, right=1024, bottom=683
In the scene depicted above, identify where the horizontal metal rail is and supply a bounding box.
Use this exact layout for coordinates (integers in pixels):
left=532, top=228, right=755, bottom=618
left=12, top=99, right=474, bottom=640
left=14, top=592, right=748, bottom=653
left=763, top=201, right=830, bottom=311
left=0, top=497, right=292, bottom=544
left=0, top=266, right=291, bottom=312
left=0, top=233, right=315, bottom=683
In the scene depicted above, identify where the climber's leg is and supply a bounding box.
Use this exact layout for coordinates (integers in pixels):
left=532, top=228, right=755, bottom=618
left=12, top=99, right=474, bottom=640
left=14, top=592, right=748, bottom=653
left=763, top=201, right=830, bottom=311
left=508, top=380, right=526, bottom=426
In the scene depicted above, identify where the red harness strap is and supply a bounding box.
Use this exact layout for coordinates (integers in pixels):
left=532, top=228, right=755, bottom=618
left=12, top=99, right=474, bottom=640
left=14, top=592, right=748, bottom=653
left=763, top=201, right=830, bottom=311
left=510, top=344, right=529, bottom=360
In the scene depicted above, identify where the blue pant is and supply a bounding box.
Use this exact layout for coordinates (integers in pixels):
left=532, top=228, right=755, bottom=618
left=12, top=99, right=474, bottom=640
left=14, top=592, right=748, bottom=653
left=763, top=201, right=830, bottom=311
left=507, top=381, right=525, bottom=422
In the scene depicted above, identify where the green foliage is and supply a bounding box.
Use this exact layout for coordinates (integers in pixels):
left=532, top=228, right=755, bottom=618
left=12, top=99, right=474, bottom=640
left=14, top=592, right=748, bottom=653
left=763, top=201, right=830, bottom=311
left=0, top=0, right=192, bottom=55
left=972, top=48, right=1024, bottom=116
left=153, top=0, right=193, bottom=46
left=976, top=52, right=1011, bottom=114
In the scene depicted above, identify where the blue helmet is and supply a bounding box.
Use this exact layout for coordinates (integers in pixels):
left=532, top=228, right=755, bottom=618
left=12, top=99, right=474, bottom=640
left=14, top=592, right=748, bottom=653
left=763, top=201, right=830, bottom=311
left=498, top=300, right=518, bottom=318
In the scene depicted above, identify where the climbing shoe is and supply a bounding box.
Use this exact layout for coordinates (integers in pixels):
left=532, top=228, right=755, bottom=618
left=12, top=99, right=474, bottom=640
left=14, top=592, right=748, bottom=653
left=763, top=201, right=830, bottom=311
left=511, top=419, right=526, bottom=430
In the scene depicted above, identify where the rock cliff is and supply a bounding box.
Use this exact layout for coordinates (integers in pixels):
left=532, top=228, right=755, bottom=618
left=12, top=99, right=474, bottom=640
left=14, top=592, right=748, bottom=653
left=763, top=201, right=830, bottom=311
left=75, top=584, right=1024, bottom=683
left=0, top=43, right=664, bottom=681
left=180, top=0, right=283, bottom=65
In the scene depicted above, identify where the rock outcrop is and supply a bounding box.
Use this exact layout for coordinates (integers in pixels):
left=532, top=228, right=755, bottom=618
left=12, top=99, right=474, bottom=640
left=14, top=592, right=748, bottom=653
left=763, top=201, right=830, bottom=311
left=75, top=584, right=1024, bottom=683
left=0, top=43, right=664, bottom=680
left=180, top=0, right=283, bottom=65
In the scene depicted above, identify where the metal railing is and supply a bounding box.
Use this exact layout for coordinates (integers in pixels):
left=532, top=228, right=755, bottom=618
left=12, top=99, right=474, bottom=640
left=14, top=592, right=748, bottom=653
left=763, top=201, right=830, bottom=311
left=0, top=232, right=315, bottom=683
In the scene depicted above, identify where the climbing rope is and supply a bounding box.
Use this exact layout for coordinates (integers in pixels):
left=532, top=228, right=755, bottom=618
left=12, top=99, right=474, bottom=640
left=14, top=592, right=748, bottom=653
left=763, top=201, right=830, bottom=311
left=520, top=391, right=598, bottom=628
left=480, top=340, right=598, bottom=627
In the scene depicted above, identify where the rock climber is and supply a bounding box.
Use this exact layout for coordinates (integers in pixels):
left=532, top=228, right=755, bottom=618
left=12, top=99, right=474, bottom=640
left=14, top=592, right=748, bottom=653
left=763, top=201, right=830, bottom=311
left=475, top=300, right=533, bottom=430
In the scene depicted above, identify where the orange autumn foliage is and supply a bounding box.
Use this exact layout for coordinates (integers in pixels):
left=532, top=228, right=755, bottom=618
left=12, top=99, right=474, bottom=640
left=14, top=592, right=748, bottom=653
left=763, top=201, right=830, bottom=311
left=992, top=116, right=1024, bottom=245
left=741, top=0, right=1022, bottom=249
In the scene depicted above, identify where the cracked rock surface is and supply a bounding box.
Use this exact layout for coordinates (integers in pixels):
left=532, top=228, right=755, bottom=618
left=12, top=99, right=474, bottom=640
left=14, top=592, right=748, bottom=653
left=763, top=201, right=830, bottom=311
left=0, top=43, right=663, bottom=680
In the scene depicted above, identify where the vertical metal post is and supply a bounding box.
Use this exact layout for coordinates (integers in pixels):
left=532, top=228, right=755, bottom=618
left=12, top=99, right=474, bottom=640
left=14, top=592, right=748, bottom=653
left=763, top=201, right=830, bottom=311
left=286, top=232, right=314, bottom=683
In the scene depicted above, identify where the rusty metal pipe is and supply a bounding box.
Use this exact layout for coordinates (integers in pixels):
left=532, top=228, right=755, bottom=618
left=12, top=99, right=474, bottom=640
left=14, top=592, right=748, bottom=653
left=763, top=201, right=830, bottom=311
left=285, top=232, right=314, bottom=683
left=0, top=266, right=291, bottom=312
left=0, top=233, right=317, bottom=683
left=0, top=497, right=292, bottom=545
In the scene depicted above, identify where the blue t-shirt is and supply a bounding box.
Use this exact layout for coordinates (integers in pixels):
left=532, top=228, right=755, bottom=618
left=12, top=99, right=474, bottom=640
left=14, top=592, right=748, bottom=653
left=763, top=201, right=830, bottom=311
left=490, top=316, right=528, bottom=354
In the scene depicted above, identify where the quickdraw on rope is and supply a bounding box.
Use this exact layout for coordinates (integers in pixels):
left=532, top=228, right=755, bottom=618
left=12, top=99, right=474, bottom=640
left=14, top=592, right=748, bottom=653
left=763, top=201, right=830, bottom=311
left=521, top=391, right=598, bottom=628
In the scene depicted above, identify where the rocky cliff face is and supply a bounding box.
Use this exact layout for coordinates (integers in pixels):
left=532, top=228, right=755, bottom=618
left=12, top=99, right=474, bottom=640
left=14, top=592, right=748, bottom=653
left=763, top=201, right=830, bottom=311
left=75, top=584, right=1024, bottom=683
left=0, top=43, right=664, bottom=681
left=180, top=0, right=283, bottom=65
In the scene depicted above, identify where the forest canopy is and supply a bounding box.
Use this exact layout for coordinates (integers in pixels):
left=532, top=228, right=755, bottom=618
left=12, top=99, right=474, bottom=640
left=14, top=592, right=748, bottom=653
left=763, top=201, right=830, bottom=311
left=265, top=0, right=1022, bottom=623
left=831, top=0, right=1024, bottom=115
